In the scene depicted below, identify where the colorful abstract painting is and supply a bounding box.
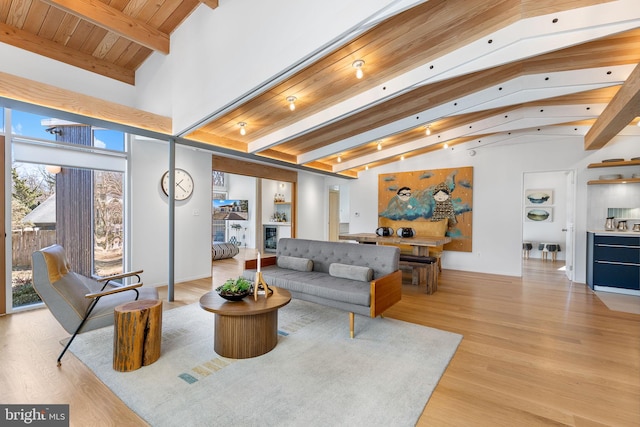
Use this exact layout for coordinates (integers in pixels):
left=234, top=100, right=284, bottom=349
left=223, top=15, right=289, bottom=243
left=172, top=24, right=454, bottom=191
left=378, top=167, right=473, bottom=252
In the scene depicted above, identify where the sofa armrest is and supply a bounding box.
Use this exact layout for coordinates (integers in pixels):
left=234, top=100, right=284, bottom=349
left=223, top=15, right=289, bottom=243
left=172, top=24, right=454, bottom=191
left=369, top=269, right=402, bottom=317
left=244, top=255, right=277, bottom=271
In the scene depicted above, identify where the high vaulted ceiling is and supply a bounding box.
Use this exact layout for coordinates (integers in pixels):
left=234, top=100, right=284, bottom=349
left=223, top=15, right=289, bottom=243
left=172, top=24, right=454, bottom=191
left=1, top=0, right=640, bottom=178
left=0, top=0, right=210, bottom=84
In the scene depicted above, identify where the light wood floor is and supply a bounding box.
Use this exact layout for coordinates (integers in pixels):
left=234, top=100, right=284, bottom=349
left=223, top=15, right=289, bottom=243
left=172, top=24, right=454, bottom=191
left=1, top=252, right=638, bottom=426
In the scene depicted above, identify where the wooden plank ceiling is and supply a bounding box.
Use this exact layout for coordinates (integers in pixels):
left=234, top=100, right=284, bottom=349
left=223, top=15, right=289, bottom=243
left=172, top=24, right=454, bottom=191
left=1, top=0, right=639, bottom=178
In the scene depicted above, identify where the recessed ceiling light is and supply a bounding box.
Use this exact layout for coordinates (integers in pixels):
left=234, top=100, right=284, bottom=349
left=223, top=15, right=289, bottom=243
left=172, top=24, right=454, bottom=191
left=286, top=96, right=297, bottom=111
left=352, top=60, right=365, bottom=79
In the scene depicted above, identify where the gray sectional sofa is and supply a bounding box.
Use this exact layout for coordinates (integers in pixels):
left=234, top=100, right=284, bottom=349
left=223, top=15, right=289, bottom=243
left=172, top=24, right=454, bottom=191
left=242, top=238, right=402, bottom=337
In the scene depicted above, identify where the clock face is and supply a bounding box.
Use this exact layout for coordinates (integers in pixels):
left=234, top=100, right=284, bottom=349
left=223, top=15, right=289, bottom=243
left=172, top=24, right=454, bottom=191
left=161, top=169, right=194, bottom=201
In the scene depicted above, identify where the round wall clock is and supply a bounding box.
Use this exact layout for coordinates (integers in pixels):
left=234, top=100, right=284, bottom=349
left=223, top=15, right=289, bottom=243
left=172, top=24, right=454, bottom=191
left=161, top=168, right=194, bottom=200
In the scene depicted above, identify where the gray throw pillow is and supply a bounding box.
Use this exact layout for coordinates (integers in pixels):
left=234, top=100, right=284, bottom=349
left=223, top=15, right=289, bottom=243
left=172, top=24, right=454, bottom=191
left=277, top=256, right=313, bottom=272
left=329, top=263, right=374, bottom=282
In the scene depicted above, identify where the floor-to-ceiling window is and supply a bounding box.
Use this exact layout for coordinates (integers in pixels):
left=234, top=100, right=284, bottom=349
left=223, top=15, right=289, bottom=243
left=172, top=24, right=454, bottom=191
left=7, top=109, right=128, bottom=312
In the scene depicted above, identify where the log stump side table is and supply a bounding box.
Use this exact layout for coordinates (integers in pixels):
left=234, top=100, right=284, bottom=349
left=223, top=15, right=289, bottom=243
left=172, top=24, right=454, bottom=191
left=113, top=299, right=162, bottom=372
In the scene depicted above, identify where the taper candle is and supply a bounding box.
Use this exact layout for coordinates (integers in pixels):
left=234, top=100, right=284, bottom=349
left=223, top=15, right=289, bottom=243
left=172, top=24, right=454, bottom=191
left=257, top=251, right=261, bottom=273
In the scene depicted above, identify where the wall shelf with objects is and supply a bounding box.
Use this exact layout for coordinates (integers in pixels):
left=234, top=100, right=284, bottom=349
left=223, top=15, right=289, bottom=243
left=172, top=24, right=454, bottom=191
left=586, top=159, right=640, bottom=185
left=587, top=177, right=640, bottom=185
left=587, top=159, right=640, bottom=168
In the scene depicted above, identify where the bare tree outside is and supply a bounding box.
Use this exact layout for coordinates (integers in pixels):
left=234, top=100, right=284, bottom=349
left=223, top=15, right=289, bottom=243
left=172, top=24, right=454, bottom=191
left=11, top=164, right=57, bottom=307
left=94, top=171, right=124, bottom=277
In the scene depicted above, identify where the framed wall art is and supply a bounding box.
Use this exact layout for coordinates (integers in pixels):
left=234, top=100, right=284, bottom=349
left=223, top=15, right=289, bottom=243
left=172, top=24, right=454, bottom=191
left=525, top=207, right=553, bottom=222
left=378, top=167, right=473, bottom=252
left=525, top=189, right=553, bottom=206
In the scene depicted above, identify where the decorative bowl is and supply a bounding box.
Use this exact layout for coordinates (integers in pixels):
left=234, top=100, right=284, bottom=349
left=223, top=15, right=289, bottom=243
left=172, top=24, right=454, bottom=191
left=216, top=286, right=252, bottom=301
left=215, top=277, right=253, bottom=301
left=599, top=174, right=622, bottom=180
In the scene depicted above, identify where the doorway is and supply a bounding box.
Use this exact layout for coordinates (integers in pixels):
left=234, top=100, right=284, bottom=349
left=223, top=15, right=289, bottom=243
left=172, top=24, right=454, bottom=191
left=522, top=170, right=576, bottom=281
left=328, top=189, right=340, bottom=241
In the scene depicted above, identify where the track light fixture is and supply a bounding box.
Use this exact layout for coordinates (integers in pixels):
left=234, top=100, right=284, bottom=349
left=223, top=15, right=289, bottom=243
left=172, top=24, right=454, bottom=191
left=352, top=60, right=365, bottom=79
left=287, top=96, right=297, bottom=111
left=443, top=142, right=449, bottom=149
left=45, top=126, right=62, bottom=135
left=45, top=165, right=61, bottom=174
left=337, top=155, right=342, bottom=163
left=377, top=141, right=382, bottom=151
left=426, top=125, right=431, bottom=136
left=238, top=122, right=247, bottom=135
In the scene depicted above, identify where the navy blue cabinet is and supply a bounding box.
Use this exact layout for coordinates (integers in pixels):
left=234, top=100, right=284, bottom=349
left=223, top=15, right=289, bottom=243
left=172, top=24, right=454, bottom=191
left=587, top=233, right=640, bottom=291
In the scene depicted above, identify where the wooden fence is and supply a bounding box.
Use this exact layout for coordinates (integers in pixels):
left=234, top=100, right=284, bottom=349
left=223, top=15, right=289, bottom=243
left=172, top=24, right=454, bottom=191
left=12, top=229, right=57, bottom=268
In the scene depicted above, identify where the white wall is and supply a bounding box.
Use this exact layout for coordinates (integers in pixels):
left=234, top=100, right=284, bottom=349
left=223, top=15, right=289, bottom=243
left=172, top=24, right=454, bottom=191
left=346, top=134, right=640, bottom=283
left=130, top=138, right=212, bottom=286
left=0, top=43, right=136, bottom=107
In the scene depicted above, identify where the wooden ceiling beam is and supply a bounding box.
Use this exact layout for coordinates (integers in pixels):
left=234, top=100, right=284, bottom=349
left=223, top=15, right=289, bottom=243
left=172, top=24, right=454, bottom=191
left=41, top=0, right=170, bottom=54
left=0, top=22, right=135, bottom=84
left=584, top=62, right=640, bottom=150
left=0, top=71, right=172, bottom=135
left=199, top=0, right=219, bottom=9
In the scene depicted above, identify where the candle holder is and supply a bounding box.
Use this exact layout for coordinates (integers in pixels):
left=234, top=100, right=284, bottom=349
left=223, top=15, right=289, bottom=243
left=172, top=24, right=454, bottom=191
left=253, top=271, right=272, bottom=300
left=253, top=251, right=271, bottom=300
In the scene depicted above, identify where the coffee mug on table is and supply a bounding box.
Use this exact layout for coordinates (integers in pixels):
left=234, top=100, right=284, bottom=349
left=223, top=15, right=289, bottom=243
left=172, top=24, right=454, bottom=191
left=397, top=227, right=415, bottom=238
left=375, top=227, right=394, bottom=236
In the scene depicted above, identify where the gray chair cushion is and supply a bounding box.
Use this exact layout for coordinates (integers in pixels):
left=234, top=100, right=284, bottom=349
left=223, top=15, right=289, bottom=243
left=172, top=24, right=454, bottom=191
left=329, top=263, right=373, bottom=282
left=277, top=255, right=313, bottom=272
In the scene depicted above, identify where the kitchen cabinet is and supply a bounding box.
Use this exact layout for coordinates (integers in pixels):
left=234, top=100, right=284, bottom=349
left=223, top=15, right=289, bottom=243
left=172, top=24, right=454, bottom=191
left=587, top=232, right=640, bottom=293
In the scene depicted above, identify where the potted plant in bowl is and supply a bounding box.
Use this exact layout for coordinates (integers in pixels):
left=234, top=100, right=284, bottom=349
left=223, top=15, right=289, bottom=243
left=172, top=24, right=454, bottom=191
left=216, top=277, right=253, bottom=301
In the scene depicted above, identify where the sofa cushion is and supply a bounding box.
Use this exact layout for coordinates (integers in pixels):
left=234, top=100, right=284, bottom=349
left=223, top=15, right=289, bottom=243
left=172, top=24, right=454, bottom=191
left=243, top=267, right=371, bottom=307
left=277, top=255, right=313, bottom=272
left=329, top=263, right=373, bottom=282
left=277, top=238, right=399, bottom=278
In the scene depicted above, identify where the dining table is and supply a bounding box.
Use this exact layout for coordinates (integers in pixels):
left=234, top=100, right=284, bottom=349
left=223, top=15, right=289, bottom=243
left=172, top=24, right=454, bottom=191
left=339, top=233, right=452, bottom=293
left=338, top=233, right=451, bottom=256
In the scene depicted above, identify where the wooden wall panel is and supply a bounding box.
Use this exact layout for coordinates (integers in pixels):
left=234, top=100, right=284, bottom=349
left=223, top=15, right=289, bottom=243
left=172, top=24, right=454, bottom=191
left=55, top=126, right=93, bottom=276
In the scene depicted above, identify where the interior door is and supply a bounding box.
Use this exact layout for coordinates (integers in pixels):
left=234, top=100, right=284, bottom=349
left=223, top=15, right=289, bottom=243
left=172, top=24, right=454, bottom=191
left=564, top=170, right=576, bottom=281
left=328, top=189, right=339, bottom=241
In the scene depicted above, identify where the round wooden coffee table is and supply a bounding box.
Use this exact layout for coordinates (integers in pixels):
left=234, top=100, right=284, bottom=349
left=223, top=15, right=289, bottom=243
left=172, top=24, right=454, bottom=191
left=199, top=287, right=291, bottom=359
